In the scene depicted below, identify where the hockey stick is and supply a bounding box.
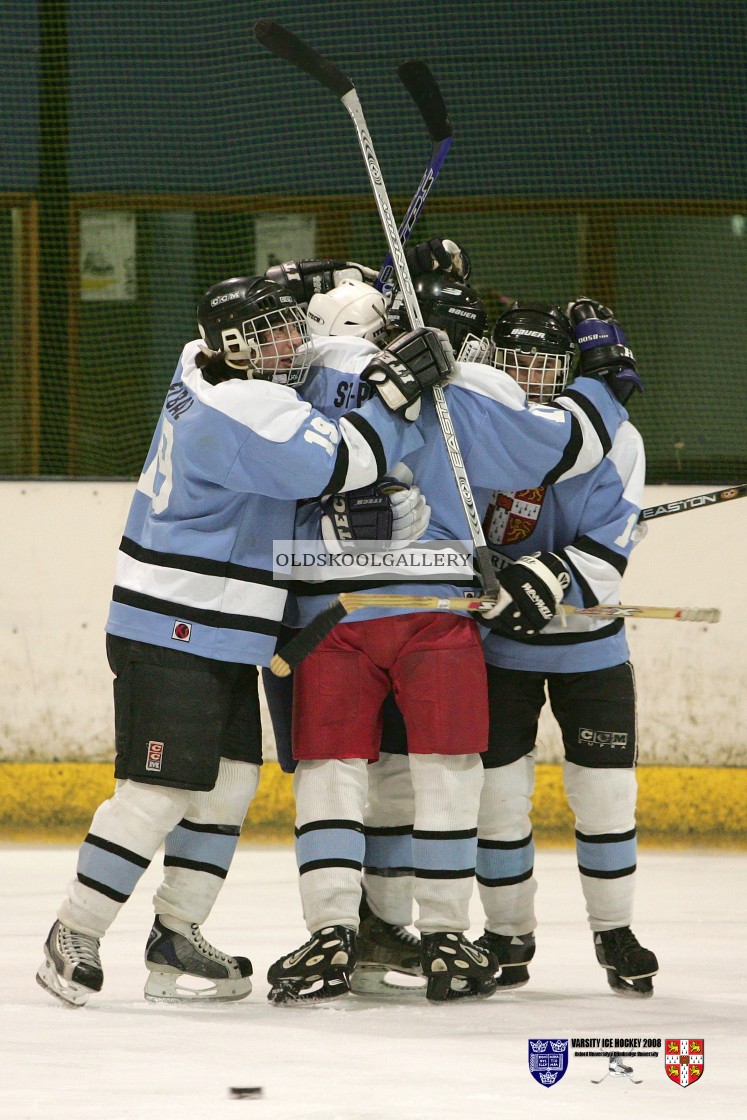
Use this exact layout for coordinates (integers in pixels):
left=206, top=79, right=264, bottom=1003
left=269, top=594, right=720, bottom=676
left=590, top=1074, right=610, bottom=1084
left=374, top=60, right=453, bottom=293
left=639, top=482, right=747, bottom=521
left=254, top=20, right=500, bottom=603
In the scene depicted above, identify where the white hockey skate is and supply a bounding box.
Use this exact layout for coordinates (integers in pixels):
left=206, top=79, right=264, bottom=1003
left=144, top=916, right=252, bottom=1002
left=36, top=920, right=104, bottom=1008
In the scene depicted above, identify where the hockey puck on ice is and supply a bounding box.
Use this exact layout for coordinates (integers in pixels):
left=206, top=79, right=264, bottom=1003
left=229, top=1086, right=264, bottom=1100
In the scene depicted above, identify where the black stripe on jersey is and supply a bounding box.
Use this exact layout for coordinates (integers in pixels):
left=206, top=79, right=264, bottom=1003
left=572, top=534, right=629, bottom=576
left=412, top=828, right=478, bottom=841
left=478, top=833, right=533, bottom=851
left=341, top=411, right=388, bottom=479
left=542, top=412, right=584, bottom=486
left=176, top=819, right=242, bottom=837
left=112, top=587, right=281, bottom=636
left=119, top=537, right=292, bottom=591
left=555, top=388, right=613, bottom=456
left=292, top=574, right=476, bottom=596
left=577, top=863, right=636, bottom=880
left=83, top=832, right=150, bottom=868
left=364, top=824, right=413, bottom=837
left=476, top=868, right=534, bottom=888
left=77, top=872, right=129, bottom=903
left=576, top=827, right=637, bottom=845
left=415, top=867, right=476, bottom=879
left=498, top=618, right=624, bottom=645
left=560, top=550, right=598, bottom=607
left=299, top=858, right=363, bottom=874
left=294, top=818, right=365, bottom=837
left=327, top=438, right=350, bottom=496
left=163, top=855, right=228, bottom=879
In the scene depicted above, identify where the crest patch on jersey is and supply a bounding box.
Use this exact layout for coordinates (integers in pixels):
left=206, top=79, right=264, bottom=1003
left=146, top=741, right=164, bottom=772
left=172, top=621, right=192, bottom=642
left=483, top=487, right=547, bottom=546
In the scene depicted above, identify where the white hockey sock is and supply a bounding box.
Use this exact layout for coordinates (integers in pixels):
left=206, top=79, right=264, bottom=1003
left=58, top=779, right=191, bottom=938
left=477, top=757, right=538, bottom=936
left=409, top=753, right=483, bottom=935
left=294, top=759, right=368, bottom=934
left=154, top=760, right=260, bottom=926
left=563, top=761, right=637, bottom=931
left=362, top=752, right=415, bottom=926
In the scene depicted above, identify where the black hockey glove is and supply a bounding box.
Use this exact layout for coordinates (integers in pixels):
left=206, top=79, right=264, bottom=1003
left=405, top=237, right=472, bottom=281
left=569, top=299, right=643, bottom=405
left=361, top=326, right=456, bottom=421
left=320, top=471, right=430, bottom=554
left=264, top=259, right=377, bottom=309
left=480, top=552, right=570, bottom=637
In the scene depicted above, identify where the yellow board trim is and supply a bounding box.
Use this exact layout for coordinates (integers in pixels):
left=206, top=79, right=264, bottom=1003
left=1, top=761, right=745, bottom=846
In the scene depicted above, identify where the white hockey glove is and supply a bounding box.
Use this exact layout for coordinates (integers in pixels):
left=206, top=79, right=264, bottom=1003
left=405, top=238, right=472, bottom=281
left=321, top=466, right=430, bottom=554
left=361, top=326, right=456, bottom=421
left=480, top=552, right=571, bottom=637
left=264, top=259, right=378, bottom=309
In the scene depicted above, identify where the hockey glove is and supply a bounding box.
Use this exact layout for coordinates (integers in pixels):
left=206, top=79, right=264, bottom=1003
left=361, top=326, right=456, bottom=421
left=569, top=299, right=643, bottom=405
left=320, top=474, right=430, bottom=554
left=264, top=259, right=378, bottom=309
left=480, top=552, right=570, bottom=637
left=405, top=238, right=472, bottom=281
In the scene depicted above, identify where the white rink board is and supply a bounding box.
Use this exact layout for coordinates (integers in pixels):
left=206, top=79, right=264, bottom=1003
left=1, top=481, right=745, bottom=765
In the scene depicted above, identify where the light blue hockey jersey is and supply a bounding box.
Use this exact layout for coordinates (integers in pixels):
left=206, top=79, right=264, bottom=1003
left=480, top=420, right=646, bottom=673
left=294, top=340, right=629, bottom=626
left=105, top=339, right=423, bottom=666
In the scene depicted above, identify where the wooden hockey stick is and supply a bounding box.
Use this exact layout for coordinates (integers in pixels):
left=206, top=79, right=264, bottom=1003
left=254, top=20, right=500, bottom=601
left=269, top=593, right=720, bottom=676
left=374, top=60, right=453, bottom=293
left=639, top=482, right=747, bottom=521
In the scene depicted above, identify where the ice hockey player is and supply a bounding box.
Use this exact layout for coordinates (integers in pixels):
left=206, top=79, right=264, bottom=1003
left=35, top=274, right=448, bottom=1007
left=261, top=269, right=635, bottom=1005
left=473, top=299, right=658, bottom=998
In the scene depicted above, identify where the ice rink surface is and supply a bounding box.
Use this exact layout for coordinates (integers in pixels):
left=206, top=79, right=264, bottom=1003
left=1, top=844, right=743, bottom=1119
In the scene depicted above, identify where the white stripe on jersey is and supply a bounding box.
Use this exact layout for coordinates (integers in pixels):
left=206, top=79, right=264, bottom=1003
left=337, top=415, right=380, bottom=490
left=180, top=341, right=318, bottom=444
left=115, top=552, right=287, bottom=621
left=545, top=391, right=606, bottom=481
left=451, top=361, right=527, bottom=407
left=607, top=421, right=646, bottom=507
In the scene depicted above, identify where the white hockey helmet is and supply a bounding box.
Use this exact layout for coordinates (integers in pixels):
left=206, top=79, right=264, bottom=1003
left=306, top=278, right=389, bottom=346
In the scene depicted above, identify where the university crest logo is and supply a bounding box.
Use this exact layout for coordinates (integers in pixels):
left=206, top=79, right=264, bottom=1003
left=483, top=488, right=546, bottom=547
left=528, top=1039, right=569, bottom=1087
left=664, top=1039, right=704, bottom=1086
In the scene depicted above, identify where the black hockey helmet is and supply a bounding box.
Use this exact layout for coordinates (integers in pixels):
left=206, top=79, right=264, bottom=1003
left=391, top=270, right=488, bottom=351
left=196, top=276, right=311, bottom=385
left=491, top=302, right=576, bottom=402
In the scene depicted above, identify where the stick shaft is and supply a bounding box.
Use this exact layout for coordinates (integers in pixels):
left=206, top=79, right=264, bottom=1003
left=639, top=483, right=747, bottom=521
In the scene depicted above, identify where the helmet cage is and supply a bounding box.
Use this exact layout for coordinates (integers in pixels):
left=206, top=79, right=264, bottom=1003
left=198, top=278, right=312, bottom=386
left=491, top=304, right=575, bottom=403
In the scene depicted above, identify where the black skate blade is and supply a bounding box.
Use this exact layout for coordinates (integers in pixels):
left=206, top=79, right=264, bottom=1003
left=426, top=974, right=499, bottom=1003
left=604, top=970, right=655, bottom=998
left=267, top=971, right=351, bottom=1006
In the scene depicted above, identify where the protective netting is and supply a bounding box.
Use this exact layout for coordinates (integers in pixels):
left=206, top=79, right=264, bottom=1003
left=2, top=0, right=746, bottom=481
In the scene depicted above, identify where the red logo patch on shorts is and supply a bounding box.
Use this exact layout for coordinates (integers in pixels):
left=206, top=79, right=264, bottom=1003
left=146, top=741, right=164, bottom=772
left=172, top=621, right=191, bottom=642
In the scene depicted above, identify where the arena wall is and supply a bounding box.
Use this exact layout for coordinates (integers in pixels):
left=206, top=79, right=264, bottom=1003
left=2, top=481, right=745, bottom=840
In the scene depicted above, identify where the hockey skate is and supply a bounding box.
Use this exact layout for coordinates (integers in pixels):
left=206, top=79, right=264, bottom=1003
left=36, top=920, right=104, bottom=1008
left=474, top=930, right=535, bottom=989
left=144, top=915, right=252, bottom=1002
left=267, top=926, right=356, bottom=1005
left=420, top=932, right=500, bottom=1002
left=350, top=895, right=424, bottom=996
left=594, top=926, right=658, bottom=997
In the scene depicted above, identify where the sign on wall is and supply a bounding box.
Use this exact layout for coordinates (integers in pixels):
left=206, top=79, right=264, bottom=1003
left=80, top=211, right=137, bottom=302
left=254, top=213, right=316, bottom=273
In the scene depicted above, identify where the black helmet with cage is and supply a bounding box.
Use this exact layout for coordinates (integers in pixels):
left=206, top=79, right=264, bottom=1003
left=196, top=276, right=311, bottom=386
left=391, top=270, right=488, bottom=352
left=491, top=302, right=576, bottom=403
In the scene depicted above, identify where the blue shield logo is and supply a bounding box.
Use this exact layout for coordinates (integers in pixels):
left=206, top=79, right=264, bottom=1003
left=528, top=1039, right=569, bottom=1087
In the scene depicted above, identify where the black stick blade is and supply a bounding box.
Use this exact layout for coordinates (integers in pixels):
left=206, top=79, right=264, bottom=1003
left=398, top=60, right=452, bottom=142
left=254, top=20, right=354, bottom=99
left=269, top=598, right=349, bottom=676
